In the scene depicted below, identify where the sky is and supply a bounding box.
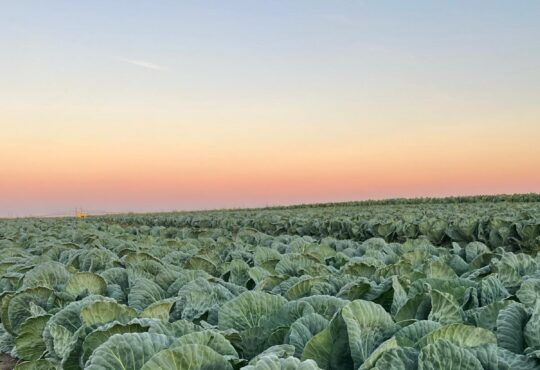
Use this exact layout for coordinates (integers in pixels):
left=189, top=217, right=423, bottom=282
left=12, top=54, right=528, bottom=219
left=1, top=1, right=539, bottom=216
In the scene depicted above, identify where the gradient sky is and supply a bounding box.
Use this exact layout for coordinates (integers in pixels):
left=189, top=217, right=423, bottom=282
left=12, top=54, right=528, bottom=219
left=1, top=1, right=539, bottom=216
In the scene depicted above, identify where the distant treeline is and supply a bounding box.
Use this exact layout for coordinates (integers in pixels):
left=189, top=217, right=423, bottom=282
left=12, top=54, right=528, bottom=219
left=261, top=193, right=540, bottom=210
left=108, top=193, right=540, bottom=217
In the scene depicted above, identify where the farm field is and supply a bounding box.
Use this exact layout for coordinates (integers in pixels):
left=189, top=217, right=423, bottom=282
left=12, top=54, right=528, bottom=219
left=1, top=195, right=540, bottom=369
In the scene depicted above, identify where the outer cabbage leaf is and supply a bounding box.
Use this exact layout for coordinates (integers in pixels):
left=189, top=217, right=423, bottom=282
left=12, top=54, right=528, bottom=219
left=81, top=322, right=147, bottom=366
left=173, top=278, right=238, bottom=324
left=297, top=295, right=347, bottom=320
left=42, top=295, right=113, bottom=358
left=140, top=344, right=233, bottom=370
left=498, top=347, right=540, bottom=370
left=65, top=272, right=107, bottom=297
left=370, top=347, right=418, bottom=370
left=140, top=299, right=175, bottom=321
left=516, top=278, right=540, bottom=308
left=287, top=313, right=328, bottom=357
left=341, top=300, right=397, bottom=368
left=357, top=337, right=399, bottom=370
left=15, top=314, right=51, bottom=360
left=524, top=298, right=540, bottom=350
left=302, top=311, right=353, bottom=370
left=21, top=262, right=70, bottom=290
left=218, top=291, right=287, bottom=331
left=418, top=339, right=483, bottom=370
left=243, top=355, right=322, bottom=370
left=463, top=300, right=512, bottom=330
left=493, top=253, right=537, bottom=288
left=428, top=289, right=462, bottom=325
left=80, top=300, right=137, bottom=328
left=416, top=323, right=496, bottom=348
left=14, top=359, right=60, bottom=370
left=146, top=319, right=201, bottom=337
left=85, top=333, right=173, bottom=370
left=496, top=302, right=529, bottom=354
left=248, top=345, right=296, bottom=365
left=394, top=293, right=431, bottom=322
left=171, top=330, right=238, bottom=359
left=479, top=275, right=510, bottom=306
left=394, top=320, right=441, bottom=346
left=7, top=287, right=58, bottom=335
left=263, top=300, right=315, bottom=339
left=127, top=277, right=165, bottom=311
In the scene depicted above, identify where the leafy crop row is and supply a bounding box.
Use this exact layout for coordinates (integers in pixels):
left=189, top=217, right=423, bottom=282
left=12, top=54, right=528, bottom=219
left=106, top=199, right=540, bottom=253
left=0, top=197, right=538, bottom=369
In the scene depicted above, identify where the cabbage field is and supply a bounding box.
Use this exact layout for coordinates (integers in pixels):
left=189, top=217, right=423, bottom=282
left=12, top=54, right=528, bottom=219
left=1, top=194, right=540, bottom=369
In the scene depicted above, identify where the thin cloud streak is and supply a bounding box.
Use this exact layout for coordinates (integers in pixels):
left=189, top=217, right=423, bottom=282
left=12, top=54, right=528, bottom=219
left=117, top=57, right=167, bottom=71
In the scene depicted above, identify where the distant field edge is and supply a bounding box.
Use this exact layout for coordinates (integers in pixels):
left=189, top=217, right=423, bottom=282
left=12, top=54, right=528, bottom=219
left=2, top=193, right=539, bottom=220
left=95, top=192, right=540, bottom=216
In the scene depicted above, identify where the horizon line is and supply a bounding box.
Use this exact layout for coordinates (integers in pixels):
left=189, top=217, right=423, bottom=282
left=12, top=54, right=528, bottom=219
left=1, top=192, right=538, bottom=220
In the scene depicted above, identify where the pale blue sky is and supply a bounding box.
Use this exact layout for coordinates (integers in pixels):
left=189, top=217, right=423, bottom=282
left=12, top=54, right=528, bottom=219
left=2, top=1, right=539, bottom=107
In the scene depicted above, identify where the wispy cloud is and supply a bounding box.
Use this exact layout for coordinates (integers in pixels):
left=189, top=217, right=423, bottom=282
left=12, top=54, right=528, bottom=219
left=117, top=57, right=167, bottom=71
left=321, top=15, right=354, bottom=26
